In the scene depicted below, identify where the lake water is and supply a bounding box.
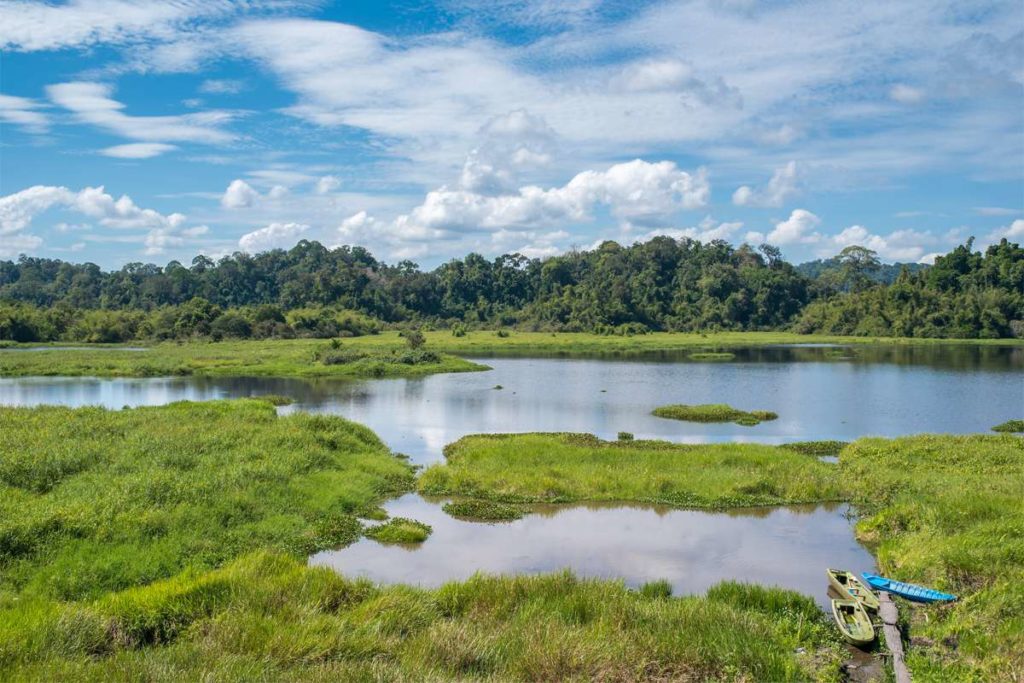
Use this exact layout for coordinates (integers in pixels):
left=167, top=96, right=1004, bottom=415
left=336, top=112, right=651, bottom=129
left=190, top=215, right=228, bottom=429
left=311, top=494, right=874, bottom=609
left=2, top=344, right=1019, bottom=603
left=2, top=345, right=1019, bottom=466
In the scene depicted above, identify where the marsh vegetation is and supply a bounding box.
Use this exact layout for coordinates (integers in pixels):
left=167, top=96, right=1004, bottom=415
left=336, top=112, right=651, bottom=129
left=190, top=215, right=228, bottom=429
left=442, top=499, right=524, bottom=521
left=364, top=517, right=433, bottom=544
left=652, top=403, right=779, bottom=426
left=991, top=419, right=1024, bottom=433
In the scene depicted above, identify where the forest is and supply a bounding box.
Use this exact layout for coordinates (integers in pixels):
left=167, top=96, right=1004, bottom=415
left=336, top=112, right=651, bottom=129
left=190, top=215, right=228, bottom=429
left=1, top=237, right=1021, bottom=342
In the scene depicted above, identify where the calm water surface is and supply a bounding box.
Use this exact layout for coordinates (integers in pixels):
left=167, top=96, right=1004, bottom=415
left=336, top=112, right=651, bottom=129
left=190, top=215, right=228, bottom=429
left=311, top=494, right=874, bottom=609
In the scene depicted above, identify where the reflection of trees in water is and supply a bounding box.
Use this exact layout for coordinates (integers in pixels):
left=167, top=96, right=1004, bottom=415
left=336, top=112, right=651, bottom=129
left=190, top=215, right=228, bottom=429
left=464, top=345, right=1022, bottom=372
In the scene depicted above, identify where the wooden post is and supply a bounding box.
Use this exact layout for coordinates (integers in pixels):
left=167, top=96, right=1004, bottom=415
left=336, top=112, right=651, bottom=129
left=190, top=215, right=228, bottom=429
left=879, top=591, right=911, bottom=683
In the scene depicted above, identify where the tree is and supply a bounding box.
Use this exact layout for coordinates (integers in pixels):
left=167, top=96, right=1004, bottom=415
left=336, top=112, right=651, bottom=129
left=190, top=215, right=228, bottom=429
left=836, top=246, right=881, bottom=293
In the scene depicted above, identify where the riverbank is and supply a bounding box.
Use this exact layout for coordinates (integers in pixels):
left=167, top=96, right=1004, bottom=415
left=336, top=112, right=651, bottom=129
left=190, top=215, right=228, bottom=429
left=3, top=330, right=1019, bottom=379
left=0, top=337, right=485, bottom=378
left=420, top=431, right=1024, bottom=680
left=0, top=400, right=846, bottom=681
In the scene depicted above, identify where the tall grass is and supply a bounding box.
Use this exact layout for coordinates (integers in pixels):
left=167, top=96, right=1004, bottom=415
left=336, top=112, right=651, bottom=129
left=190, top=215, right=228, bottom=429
left=420, top=433, right=842, bottom=507
left=0, top=551, right=844, bottom=681
left=0, top=400, right=415, bottom=600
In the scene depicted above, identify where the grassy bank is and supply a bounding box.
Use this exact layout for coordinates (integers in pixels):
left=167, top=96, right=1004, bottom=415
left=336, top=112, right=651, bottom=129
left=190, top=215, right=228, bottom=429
left=0, top=337, right=484, bottom=378
left=3, top=330, right=1020, bottom=379
left=841, top=434, right=1024, bottom=680
left=419, top=433, right=842, bottom=507
left=0, top=402, right=846, bottom=680
left=422, top=430, right=1024, bottom=680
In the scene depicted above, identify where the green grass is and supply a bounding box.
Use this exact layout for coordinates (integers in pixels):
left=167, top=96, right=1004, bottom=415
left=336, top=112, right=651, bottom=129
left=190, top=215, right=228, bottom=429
left=419, top=433, right=841, bottom=508
left=365, top=518, right=433, bottom=544
left=652, top=403, right=779, bottom=426
left=0, top=551, right=845, bottom=681
left=779, top=441, right=849, bottom=457
left=840, top=434, right=1024, bottom=680
left=0, top=337, right=485, bottom=379
left=0, top=400, right=415, bottom=601
left=442, top=500, right=525, bottom=521
left=991, top=419, right=1024, bottom=433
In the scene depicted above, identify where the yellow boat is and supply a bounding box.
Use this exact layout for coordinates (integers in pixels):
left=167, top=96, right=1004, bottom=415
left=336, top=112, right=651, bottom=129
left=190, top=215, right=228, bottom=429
left=830, top=598, right=875, bottom=646
left=827, top=568, right=880, bottom=612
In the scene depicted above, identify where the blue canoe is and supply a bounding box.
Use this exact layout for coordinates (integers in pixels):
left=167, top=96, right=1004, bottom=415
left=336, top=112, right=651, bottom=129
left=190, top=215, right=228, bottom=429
left=861, top=573, right=956, bottom=603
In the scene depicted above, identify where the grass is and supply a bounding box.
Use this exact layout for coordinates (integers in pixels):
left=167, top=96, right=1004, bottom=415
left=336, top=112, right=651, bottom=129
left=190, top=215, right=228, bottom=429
left=0, top=400, right=415, bottom=601
left=992, top=419, right=1024, bottom=433
left=419, top=433, right=841, bottom=508
left=0, top=551, right=845, bottom=682
left=652, top=403, right=779, bottom=426
left=779, top=441, right=849, bottom=457
left=0, top=337, right=485, bottom=379
left=365, top=517, right=432, bottom=544
left=840, top=434, right=1024, bottom=680
left=442, top=499, right=525, bottom=521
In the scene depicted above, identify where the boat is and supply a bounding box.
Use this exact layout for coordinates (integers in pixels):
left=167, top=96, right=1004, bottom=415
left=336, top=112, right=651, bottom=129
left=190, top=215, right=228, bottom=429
left=861, top=573, right=956, bottom=603
left=827, top=568, right=880, bottom=612
left=830, top=598, right=875, bottom=646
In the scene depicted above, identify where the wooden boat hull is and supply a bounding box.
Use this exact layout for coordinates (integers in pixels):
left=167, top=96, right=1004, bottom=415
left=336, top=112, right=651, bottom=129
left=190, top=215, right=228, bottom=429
left=861, top=573, right=956, bottom=603
left=830, top=598, right=875, bottom=646
left=827, top=568, right=880, bottom=612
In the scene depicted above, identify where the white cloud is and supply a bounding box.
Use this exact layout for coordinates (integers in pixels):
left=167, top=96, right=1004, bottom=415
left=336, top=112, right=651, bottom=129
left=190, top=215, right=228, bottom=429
left=336, top=211, right=378, bottom=241
left=749, top=208, right=821, bottom=246
left=315, top=176, right=341, bottom=194
left=47, top=82, right=235, bottom=145
left=833, top=225, right=934, bottom=261
left=101, top=142, right=177, bottom=159
left=198, top=79, right=244, bottom=95
left=0, top=233, right=44, bottom=257
left=974, top=206, right=1020, bottom=216
left=635, top=217, right=744, bottom=244
left=238, top=222, right=309, bottom=252
left=0, top=94, right=49, bottom=133
left=732, top=161, right=800, bottom=207
left=0, top=0, right=247, bottom=52
left=221, top=179, right=259, bottom=209
left=889, top=84, right=926, bottom=104
left=388, top=159, right=708, bottom=240
left=988, top=218, right=1024, bottom=241
left=0, top=185, right=183, bottom=233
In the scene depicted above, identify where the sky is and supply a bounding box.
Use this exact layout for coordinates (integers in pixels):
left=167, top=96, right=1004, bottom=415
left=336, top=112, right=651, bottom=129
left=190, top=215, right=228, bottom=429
left=1, top=0, right=1022, bottom=269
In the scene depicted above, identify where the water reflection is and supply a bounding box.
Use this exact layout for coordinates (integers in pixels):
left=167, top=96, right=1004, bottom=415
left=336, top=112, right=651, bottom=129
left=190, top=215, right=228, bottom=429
left=310, top=494, right=873, bottom=609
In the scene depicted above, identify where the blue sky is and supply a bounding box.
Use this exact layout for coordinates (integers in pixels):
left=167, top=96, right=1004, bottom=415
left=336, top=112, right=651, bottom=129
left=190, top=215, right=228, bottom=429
left=1, top=0, right=1022, bottom=269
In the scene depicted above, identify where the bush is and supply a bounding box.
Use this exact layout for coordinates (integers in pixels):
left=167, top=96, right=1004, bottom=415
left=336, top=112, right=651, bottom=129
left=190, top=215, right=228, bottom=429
left=402, top=328, right=426, bottom=349
left=451, top=323, right=467, bottom=337
left=617, top=432, right=634, bottom=441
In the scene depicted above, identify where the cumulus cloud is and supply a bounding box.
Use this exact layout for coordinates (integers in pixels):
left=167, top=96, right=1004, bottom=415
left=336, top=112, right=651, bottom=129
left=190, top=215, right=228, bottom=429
left=635, top=217, right=744, bottom=245
left=0, top=94, right=49, bottom=133
left=221, top=179, right=259, bottom=209
left=47, top=82, right=235, bottom=145
left=0, top=233, right=44, bottom=257
left=745, top=208, right=821, bottom=246
left=387, top=159, right=709, bottom=241
left=0, top=183, right=210, bottom=257
left=101, top=142, right=177, bottom=159
left=238, top=222, right=309, bottom=252
left=732, top=161, right=800, bottom=207
left=833, top=225, right=934, bottom=261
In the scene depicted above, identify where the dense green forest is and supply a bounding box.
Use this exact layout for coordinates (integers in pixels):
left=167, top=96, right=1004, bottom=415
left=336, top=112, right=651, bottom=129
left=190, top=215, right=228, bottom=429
left=1, top=237, right=1021, bottom=342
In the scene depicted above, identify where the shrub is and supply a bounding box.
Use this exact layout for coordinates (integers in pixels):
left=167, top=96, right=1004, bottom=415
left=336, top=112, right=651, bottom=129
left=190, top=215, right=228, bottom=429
left=992, top=420, right=1024, bottom=433
left=617, top=432, right=634, bottom=441
left=402, top=328, right=426, bottom=349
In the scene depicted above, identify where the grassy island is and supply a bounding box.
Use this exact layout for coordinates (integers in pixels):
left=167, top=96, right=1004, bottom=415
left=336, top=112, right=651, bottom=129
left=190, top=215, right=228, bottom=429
left=419, top=433, right=839, bottom=507
left=364, top=517, right=433, bottom=544
left=652, top=403, right=778, bottom=426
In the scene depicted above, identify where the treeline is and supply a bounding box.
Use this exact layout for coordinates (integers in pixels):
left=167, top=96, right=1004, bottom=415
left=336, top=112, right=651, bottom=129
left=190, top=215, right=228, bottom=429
left=1, top=237, right=1021, bottom=342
